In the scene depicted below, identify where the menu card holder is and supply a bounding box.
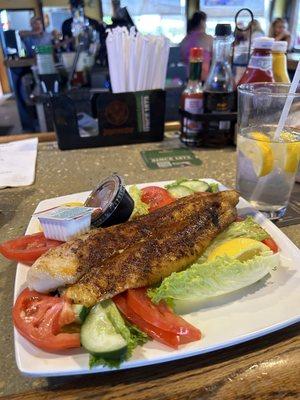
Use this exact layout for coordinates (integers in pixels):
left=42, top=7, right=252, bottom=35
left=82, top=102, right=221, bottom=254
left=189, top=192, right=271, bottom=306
left=50, top=89, right=166, bottom=150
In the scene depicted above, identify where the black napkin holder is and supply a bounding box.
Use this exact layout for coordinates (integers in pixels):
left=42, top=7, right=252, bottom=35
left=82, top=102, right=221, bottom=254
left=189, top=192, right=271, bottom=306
left=50, top=89, right=166, bottom=150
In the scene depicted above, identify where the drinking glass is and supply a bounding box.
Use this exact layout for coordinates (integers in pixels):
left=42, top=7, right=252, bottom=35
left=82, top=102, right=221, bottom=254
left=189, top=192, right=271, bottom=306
left=236, top=83, right=300, bottom=219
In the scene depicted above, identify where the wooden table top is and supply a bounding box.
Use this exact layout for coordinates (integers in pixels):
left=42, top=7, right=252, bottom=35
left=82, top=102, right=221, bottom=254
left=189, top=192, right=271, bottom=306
left=0, top=137, right=299, bottom=400
left=4, top=58, right=36, bottom=69
left=4, top=323, right=300, bottom=400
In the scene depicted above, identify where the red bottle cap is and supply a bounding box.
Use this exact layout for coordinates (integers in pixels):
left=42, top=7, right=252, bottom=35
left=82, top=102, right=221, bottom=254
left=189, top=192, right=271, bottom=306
left=190, top=47, right=203, bottom=60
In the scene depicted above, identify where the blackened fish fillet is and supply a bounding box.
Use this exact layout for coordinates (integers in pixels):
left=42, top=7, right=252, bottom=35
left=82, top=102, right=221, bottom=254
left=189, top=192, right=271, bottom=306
left=27, top=190, right=238, bottom=294
left=65, top=191, right=239, bottom=306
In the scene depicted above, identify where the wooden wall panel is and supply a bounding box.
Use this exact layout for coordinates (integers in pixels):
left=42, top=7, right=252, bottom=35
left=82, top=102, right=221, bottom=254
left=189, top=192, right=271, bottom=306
left=0, top=46, right=11, bottom=93
left=0, top=0, right=39, bottom=14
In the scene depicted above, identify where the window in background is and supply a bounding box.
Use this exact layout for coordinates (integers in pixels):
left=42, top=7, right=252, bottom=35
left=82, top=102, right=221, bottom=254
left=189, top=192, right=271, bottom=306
left=0, top=10, right=35, bottom=57
left=102, top=0, right=186, bottom=44
left=0, top=10, right=35, bottom=31
left=43, top=7, right=71, bottom=33
left=200, top=0, right=271, bottom=37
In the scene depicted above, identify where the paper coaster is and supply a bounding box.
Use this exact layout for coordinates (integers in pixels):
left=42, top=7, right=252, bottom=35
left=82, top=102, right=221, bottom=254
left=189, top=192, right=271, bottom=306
left=141, top=148, right=202, bottom=170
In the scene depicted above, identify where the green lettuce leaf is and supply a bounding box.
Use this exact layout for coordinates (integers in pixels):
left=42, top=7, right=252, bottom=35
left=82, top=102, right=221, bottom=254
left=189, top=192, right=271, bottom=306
left=207, top=182, right=219, bottom=193
left=89, top=301, right=148, bottom=369
left=89, top=354, right=123, bottom=369
left=129, top=185, right=149, bottom=218
left=198, top=217, right=270, bottom=262
left=149, top=252, right=278, bottom=306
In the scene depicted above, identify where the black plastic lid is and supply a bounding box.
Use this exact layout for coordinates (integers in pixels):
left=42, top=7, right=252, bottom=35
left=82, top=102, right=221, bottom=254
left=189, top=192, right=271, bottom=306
left=84, top=174, right=134, bottom=227
left=215, top=24, right=232, bottom=37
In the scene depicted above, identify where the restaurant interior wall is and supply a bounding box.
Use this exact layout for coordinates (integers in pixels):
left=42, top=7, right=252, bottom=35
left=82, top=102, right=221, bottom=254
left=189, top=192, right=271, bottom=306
left=186, top=0, right=199, bottom=18
left=0, top=0, right=40, bottom=16
left=272, top=0, right=286, bottom=17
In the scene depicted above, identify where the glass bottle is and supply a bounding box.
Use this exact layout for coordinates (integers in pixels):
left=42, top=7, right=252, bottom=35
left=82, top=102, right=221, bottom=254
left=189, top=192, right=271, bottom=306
left=238, top=37, right=275, bottom=84
left=272, top=41, right=290, bottom=83
left=203, top=24, right=236, bottom=146
left=180, top=47, right=204, bottom=146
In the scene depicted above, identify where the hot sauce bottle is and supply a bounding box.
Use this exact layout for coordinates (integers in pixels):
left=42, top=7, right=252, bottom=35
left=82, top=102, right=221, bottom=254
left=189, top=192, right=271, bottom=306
left=238, top=37, right=275, bottom=84
left=180, top=47, right=204, bottom=146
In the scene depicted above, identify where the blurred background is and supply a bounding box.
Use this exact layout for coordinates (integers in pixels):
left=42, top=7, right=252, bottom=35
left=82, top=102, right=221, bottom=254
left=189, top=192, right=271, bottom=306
left=0, top=0, right=299, bottom=134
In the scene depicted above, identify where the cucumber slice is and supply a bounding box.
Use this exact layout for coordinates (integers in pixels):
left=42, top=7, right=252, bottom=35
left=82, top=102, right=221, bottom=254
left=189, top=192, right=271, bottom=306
left=167, top=185, right=194, bottom=199
left=72, top=304, right=89, bottom=324
left=180, top=180, right=210, bottom=192
left=81, top=301, right=127, bottom=358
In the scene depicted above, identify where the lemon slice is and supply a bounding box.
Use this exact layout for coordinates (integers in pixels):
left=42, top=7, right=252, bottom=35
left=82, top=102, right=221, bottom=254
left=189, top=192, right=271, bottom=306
left=251, top=132, right=271, bottom=143
left=284, top=142, right=300, bottom=173
left=207, top=238, right=270, bottom=262
left=239, top=132, right=274, bottom=177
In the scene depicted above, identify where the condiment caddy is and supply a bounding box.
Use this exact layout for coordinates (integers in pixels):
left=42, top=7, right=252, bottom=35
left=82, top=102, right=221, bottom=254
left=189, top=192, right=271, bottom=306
left=180, top=24, right=237, bottom=148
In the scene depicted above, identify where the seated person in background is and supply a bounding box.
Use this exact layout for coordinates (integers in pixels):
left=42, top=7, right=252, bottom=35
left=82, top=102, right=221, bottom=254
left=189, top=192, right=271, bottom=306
left=19, top=17, right=52, bottom=57
left=250, top=19, right=265, bottom=41
left=180, top=11, right=213, bottom=82
left=269, top=18, right=292, bottom=50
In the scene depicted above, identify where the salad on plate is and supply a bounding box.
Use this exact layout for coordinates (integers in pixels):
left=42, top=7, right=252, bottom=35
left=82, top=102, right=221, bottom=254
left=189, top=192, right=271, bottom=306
left=0, top=178, right=280, bottom=369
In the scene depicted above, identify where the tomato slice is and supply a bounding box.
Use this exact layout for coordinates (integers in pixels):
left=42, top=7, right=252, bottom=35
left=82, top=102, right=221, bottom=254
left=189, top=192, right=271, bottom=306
left=141, top=186, right=174, bottom=212
left=127, top=288, right=179, bottom=334
left=127, top=288, right=200, bottom=341
left=13, top=288, right=80, bottom=352
left=114, top=293, right=180, bottom=349
left=262, top=238, right=279, bottom=253
left=0, top=232, right=63, bottom=265
left=156, top=301, right=201, bottom=343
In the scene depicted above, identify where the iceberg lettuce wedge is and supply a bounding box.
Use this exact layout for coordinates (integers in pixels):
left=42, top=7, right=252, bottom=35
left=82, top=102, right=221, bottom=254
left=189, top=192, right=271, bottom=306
left=149, top=252, right=279, bottom=307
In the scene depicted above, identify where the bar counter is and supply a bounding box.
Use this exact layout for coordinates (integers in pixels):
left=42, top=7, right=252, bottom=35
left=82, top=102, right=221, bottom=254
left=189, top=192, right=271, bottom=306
left=0, top=137, right=299, bottom=399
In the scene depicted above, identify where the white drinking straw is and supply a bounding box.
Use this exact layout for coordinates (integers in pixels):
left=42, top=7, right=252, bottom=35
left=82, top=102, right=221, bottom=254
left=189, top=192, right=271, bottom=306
left=106, top=34, right=117, bottom=93
left=274, top=61, right=300, bottom=140
left=106, top=28, right=170, bottom=93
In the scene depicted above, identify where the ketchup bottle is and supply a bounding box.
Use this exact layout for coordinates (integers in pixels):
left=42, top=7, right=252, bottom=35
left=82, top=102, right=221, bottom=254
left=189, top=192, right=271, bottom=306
left=238, top=37, right=275, bottom=84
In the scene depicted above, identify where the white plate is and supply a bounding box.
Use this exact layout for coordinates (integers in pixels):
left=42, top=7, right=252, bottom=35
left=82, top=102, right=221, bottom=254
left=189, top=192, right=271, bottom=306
left=13, top=179, right=300, bottom=377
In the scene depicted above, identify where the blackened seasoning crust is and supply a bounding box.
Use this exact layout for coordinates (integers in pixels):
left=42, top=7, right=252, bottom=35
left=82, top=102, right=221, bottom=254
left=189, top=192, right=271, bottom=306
left=65, top=191, right=239, bottom=306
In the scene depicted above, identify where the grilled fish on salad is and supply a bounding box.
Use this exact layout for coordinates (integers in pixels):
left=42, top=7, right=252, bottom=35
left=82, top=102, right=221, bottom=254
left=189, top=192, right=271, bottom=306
left=27, top=190, right=239, bottom=301
left=65, top=190, right=239, bottom=306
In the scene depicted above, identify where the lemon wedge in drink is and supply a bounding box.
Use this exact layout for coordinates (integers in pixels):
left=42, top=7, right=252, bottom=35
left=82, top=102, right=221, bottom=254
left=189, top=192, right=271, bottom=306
left=207, top=238, right=270, bottom=262
left=239, top=132, right=274, bottom=177
left=284, top=143, right=300, bottom=173
left=251, top=131, right=271, bottom=142
left=277, top=131, right=300, bottom=173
